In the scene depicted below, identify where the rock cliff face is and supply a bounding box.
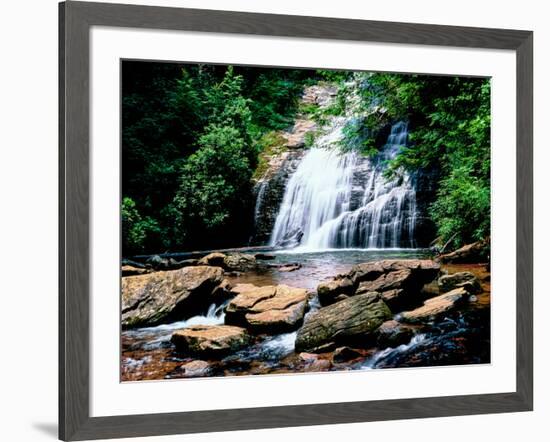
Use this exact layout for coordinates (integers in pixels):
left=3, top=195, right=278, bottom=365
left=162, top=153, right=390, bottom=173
left=252, top=149, right=306, bottom=244
left=411, top=167, right=439, bottom=247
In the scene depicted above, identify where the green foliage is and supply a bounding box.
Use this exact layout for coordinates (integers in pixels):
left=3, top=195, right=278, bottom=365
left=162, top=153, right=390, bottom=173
left=253, top=131, right=288, bottom=180
left=303, top=131, right=315, bottom=148
left=429, top=165, right=490, bottom=250
left=171, top=124, right=253, bottom=247
left=121, top=197, right=160, bottom=254
left=242, top=68, right=314, bottom=132
left=169, top=68, right=258, bottom=248
left=315, top=70, right=352, bottom=83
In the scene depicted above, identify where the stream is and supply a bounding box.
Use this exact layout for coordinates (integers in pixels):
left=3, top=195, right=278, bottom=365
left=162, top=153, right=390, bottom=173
left=121, top=251, right=490, bottom=381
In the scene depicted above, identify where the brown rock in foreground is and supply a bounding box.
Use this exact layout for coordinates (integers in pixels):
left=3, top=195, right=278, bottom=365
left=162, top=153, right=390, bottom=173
left=197, top=252, right=226, bottom=267
left=438, top=239, right=489, bottom=264
left=295, top=293, right=392, bottom=353
left=438, top=271, right=482, bottom=294
left=179, top=360, right=211, bottom=377
left=171, top=325, right=251, bottom=357
left=121, top=266, right=224, bottom=329
left=318, top=259, right=440, bottom=309
left=225, top=284, right=309, bottom=333
left=351, top=259, right=440, bottom=286
left=223, top=253, right=257, bottom=271
left=317, top=277, right=354, bottom=306
left=401, top=287, right=469, bottom=323
left=245, top=301, right=307, bottom=332
left=376, top=320, right=416, bottom=348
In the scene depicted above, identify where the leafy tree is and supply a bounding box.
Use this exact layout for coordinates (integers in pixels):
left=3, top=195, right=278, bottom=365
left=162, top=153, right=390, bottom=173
left=169, top=68, right=257, bottom=248
left=121, top=197, right=160, bottom=254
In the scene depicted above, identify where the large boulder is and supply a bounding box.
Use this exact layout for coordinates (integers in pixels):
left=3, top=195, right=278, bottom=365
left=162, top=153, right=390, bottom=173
left=245, top=302, right=307, bottom=332
left=438, top=271, right=482, bottom=294
left=317, top=277, right=354, bottom=306
left=223, top=253, right=257, bottom=272
left=171, top=325, right=251, bottom=357
left=350, top=259, right=440, bottom=287
left=121, top=266, right=224, bottom=328
left=356, top=269, right=414, bottom=294
left=401, top=287, right=469, bottom=323
left=225, top=284, right=309, bottom=333
left=198, top=252, right=226, bottom=267
left=376, top=320, right=416, bottom=348
left=319, top=259, right=440, bottom=310
left=438, top=239, right=490, bottom=264
left=295, top=293, right=392, bottom=353
left=178, top=360, right=212, bottom=377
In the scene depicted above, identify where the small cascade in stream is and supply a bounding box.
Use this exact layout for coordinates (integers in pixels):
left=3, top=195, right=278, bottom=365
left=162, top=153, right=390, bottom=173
left=124, top=303, right=227, bottom=350
left=270, top=116, right=418, bottom=250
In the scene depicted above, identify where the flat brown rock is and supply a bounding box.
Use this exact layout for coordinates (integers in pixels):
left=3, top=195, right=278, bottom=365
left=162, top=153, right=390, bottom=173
left=197, top=252, right=226, bottom=267
left=179, top=360, right=211, bottom=377
left=245, top=301, right=307, bottom=332
left=438, top=239, right=489, bottom=264
left=356, top=269, right=413, bottom=294
left=226, top=286, right=277, bottom=314
left=249, top=285, right=307, bottom=312
left=121, top=266, right=224, bottom=328
left=438, top=271, right=482, bottom=294
left=171, top=325, right=251, bottom=357
left=225, top=284, right=309, bottom=333
left=401, top=287, right=469, bottom=323
left=349, top=259, right=440, bottom=286
left=317, top=277, right=354, bottom=306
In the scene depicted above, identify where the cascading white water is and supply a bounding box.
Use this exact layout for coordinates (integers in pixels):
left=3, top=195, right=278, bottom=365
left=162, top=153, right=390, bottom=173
left=270, top=104, right=418, bottom=250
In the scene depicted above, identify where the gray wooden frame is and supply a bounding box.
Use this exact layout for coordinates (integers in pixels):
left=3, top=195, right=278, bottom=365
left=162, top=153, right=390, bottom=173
left=59, top=1, right=533, bottom=440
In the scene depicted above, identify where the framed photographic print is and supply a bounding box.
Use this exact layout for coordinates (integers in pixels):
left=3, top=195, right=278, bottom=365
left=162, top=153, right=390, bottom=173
left=59, top=1, right=533, bottom=440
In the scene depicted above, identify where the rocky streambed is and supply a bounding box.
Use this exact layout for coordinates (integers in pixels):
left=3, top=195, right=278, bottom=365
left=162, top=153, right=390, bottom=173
left=121, top=248, right=490, bottom=381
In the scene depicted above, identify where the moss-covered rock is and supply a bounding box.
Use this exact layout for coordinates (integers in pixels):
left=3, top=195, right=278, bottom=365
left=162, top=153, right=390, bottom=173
left=295, top=293, right=392, bottom=353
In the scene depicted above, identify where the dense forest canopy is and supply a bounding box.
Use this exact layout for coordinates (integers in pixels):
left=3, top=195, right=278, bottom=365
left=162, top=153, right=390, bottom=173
left=122, top=61, right=490, bottom=256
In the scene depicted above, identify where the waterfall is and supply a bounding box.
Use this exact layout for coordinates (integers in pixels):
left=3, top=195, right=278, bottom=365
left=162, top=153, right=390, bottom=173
left=269, top=119, right=418, bottom=250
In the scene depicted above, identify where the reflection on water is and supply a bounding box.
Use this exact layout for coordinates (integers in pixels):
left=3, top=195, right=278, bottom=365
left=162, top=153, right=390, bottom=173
left=229, top=248, right=431, bottom=289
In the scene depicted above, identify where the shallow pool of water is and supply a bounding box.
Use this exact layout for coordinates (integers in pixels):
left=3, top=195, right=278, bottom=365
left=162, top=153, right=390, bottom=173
left=228, top=248, right=432, bottom=289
